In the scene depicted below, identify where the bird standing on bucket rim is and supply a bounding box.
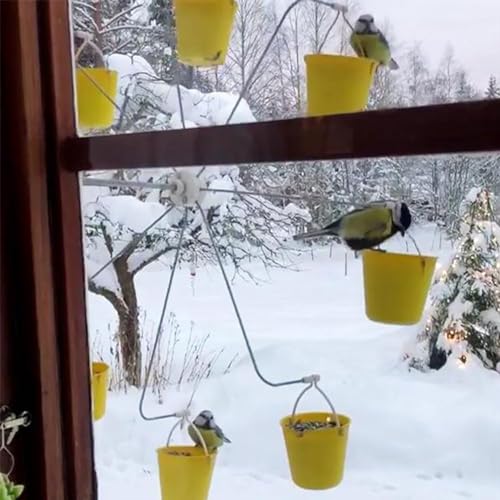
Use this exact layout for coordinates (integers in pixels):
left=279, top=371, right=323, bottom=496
left=350, top=14, right=399, bottom=70
left=293, top=201, right=412, bottom=251
left=188, top=410, right=231, bottom=453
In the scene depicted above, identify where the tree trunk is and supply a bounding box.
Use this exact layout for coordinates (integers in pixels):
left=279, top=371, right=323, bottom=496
left=114, top=255, right=141, bottom=387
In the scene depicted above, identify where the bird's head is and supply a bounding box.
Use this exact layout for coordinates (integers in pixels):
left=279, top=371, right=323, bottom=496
left=194, top=410, right=215, bottom=428
left=393, top=202, right=412, bottom=236
left=354, top=14, right=377, bottom=33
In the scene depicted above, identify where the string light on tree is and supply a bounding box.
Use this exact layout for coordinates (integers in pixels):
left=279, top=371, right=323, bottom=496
left=410, top=187, right=500, bottom=372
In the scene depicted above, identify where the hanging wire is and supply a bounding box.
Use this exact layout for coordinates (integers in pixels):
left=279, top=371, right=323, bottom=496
left=139, top=208, right=189, bottom=421
left=197, top=202, right=315, bottom=387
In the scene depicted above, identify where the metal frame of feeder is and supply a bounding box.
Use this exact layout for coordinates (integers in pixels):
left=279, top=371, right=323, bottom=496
left=130, top=168, right=336, bottom=423
left=80, top=0, right=400, bottom=423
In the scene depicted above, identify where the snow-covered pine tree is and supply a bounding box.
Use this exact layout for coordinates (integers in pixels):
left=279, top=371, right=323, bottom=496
left=410, top=187, right=500, bottom=372
left=485, top=75, right=500, bottom=99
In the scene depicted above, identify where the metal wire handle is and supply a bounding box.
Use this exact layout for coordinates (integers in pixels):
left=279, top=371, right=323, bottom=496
left=166, top=412, right=210, bottom=457
left=291, top=376, right=340, bottom=427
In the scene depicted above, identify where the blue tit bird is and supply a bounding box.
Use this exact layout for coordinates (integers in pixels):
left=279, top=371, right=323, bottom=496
left=349, top=14, right=399, bottom=70
left=293, top=201, right=412, bottom=251
left=188, top=410, right=231, bottom=453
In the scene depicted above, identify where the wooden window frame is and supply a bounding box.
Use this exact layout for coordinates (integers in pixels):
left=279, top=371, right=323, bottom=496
left=3, top=0, right=499, bottom=499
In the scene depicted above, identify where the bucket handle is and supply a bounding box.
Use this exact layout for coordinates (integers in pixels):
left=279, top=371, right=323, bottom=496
left=291, top=375, right=340, bottom=428
left=166, top=412, right=210, bottom=457
left=74, top=31, right=106, bottom=68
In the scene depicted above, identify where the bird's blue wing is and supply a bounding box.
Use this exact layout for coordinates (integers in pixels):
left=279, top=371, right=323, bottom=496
left=378, top=31, right=390, bottom=50
left=215, top=425, right=231, bottom=443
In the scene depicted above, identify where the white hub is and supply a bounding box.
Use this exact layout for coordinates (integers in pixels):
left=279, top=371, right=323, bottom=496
left=167, top=171, right=207, bottom=207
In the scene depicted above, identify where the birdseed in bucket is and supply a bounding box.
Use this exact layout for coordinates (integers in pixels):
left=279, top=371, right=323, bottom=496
left=167, top=450, right=193, bottom=457
left=288, top=419, right=338, bottom=434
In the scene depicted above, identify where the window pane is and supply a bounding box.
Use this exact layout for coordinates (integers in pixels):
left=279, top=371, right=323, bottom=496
left=81, top=153, right=500, bottom=498
left=70, top=0, right=500, bottom=137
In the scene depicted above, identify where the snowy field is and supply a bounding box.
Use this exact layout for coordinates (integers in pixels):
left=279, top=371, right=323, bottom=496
left=88, top=225, right=500, bottom=499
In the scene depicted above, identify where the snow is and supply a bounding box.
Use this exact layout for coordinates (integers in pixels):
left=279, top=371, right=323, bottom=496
left=88, top=225, right=500, bottom=499
left=106, top=54, right=255, bottom=128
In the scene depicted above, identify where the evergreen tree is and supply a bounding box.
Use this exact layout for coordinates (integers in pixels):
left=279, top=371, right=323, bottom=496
left=411, top=188, right=500, bottom=372
left=485, top=75, right=500, bottom=99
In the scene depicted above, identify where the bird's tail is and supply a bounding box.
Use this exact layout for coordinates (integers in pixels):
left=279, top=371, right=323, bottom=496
left=389, top=58, right=399, bottom=70
left=223, top=436, right=231, bottom=443
left=293, top=227, right=334, bottom=241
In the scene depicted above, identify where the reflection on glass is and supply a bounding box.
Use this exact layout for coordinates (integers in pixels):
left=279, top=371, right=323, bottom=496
left=71, top=0, right=499, bottom=137
left=81, top=153, right=499, bottom=498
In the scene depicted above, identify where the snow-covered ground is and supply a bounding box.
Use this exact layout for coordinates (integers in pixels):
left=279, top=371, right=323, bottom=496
left=88, top=225, right=500, bottom=499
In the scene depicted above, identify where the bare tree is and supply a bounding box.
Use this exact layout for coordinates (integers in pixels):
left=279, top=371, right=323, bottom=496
left=219, top=0, right=275, bottom=115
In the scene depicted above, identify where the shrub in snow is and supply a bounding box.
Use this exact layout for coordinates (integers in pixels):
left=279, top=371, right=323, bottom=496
left=410, top=188, right=500, bottom=372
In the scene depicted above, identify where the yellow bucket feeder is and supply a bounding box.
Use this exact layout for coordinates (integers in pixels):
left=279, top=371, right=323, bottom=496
left=174, top=0, right=237, bottom=67
left=91, top=361, right=110, bottom=421
left=157, top=417, right=216, bottom=500
left=76, top=68, right=118, bottom=130
left=280, top=377, right=351, bottom=490
left=304, top=54, right=377, bottom=116
left=362, top=250, right=438, bottom=325
left=74, top=35, right=118, bottom=131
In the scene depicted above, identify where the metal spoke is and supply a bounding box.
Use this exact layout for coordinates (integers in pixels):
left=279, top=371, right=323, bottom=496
left=82, top=177, right=348, bottom=204
left=197, top=202, right=305, bottom=388
left=203, top=187, right=350, bottom=204
left=89, top=203, right=176, bottom=281
left=139, top=207, right=189, bottom=421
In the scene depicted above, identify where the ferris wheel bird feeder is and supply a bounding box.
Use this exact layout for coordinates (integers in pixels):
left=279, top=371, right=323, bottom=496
left=77, top=0, right=436, bottom=494
left=74, top=32, right=119, bottom=131
left=116, top=169, right=353, bottom=494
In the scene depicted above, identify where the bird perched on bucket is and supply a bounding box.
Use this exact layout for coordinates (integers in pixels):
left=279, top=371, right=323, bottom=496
left=349, top=14, right=399, bottom=70
left=188, top=410, right=231, bottom=453
left=292, top=201, right=412, bottom=251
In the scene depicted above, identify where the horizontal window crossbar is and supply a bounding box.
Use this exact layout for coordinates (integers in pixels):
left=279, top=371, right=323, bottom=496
left=66, top=100, right=500, bottom=171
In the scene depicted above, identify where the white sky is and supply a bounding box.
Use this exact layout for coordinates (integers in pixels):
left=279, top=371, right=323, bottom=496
left=279, top=0, right=500, bottom=90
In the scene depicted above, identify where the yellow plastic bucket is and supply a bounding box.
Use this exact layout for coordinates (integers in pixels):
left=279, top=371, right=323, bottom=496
left=157, top=446, right=216, bottom=500
left=281, top=412, right=350, bottom=490
left=304, top=54, right=377, bottom=116
left=362, top=250, right=438, bottom=325
left=91, top=362, right=110, bottom=421
left=76, top=67, right=118, bottom=130
left=174, top=0, right=237, bottom=67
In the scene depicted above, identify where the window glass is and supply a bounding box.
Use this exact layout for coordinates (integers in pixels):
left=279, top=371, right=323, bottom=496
left=71, top=0, right=500, bottom=137
left=81, top=153, right=500, bottom=498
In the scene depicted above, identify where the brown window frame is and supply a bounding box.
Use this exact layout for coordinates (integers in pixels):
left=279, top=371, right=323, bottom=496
left=4, top=0, right=499, bottom=499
